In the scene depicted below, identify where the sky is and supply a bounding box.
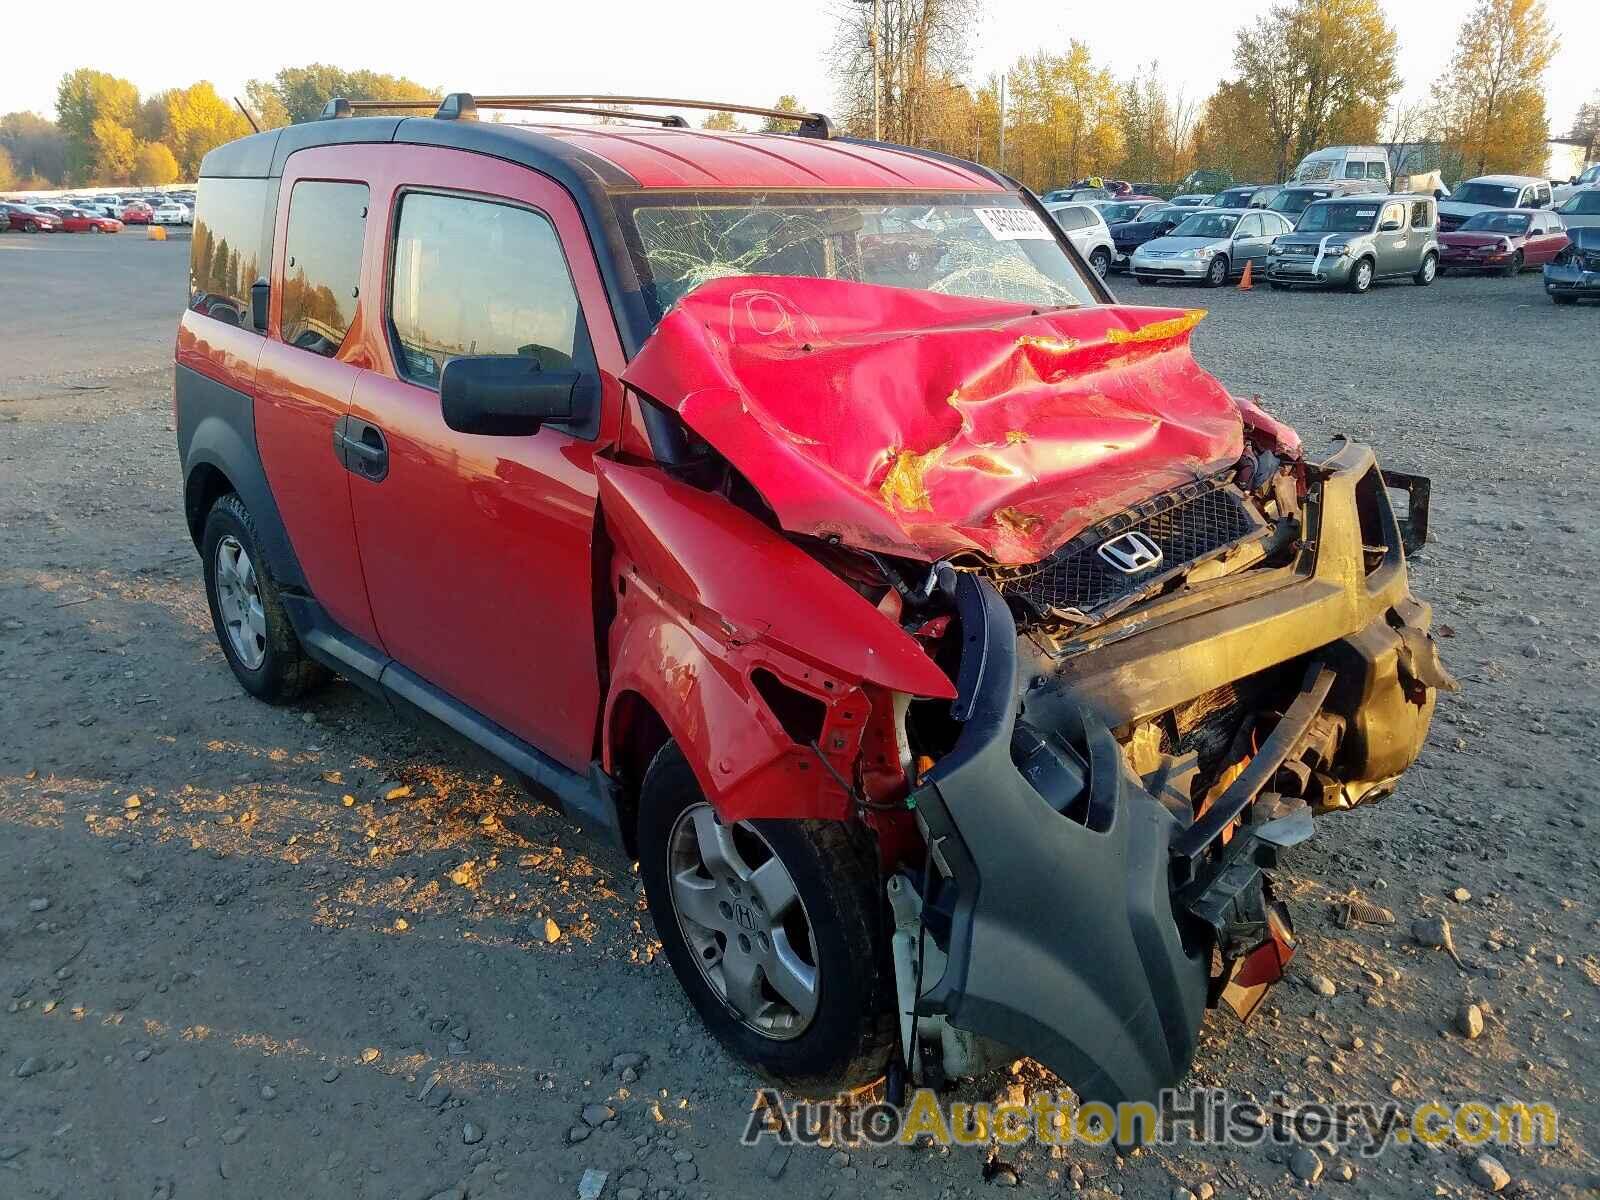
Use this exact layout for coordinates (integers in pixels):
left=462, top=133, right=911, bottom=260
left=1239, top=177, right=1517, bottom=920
left=4, top=0, right=1597, bottom=136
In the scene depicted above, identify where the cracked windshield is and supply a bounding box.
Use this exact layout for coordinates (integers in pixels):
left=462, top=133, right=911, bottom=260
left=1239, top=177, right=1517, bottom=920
left=623, top=192, right=1098, bottom=320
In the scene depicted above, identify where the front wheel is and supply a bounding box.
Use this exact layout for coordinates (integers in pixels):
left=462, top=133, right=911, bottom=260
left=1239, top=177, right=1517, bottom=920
left=24, top=220, right=39, bottom=233
left=1089, top=247, right=1112, bottom=278
left=1551, top=293, right=1576, bottom=305
left=1414, top=253, right=1437, bottom=286
left=201, top=493, right=327, bottom=704
left=1347, top=257, right=1375, bottom=294
left=1203, top=255, right=1229, bottom=287
left=1502, top=251, right=1523, bottom=278
left=637, top=743, right=895, bottom=1095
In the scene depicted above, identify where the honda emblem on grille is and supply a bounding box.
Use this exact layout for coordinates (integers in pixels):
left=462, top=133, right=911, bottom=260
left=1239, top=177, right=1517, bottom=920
left=1096, top=531, right=1164, bottom=574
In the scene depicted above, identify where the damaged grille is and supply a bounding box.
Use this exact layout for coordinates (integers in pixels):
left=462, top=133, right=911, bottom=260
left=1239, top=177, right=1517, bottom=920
left=996, top=475, right=1263, bottom=621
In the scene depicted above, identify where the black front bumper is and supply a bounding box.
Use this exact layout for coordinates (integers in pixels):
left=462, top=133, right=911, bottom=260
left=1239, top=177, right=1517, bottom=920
left=907, top=442, right=1451, bottom=1107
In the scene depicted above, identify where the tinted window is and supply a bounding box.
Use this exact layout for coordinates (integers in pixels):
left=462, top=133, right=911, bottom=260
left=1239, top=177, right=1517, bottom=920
left=280, top=181, right=368, bottom=358
left=1050, top=206, right=1088, bottom=230
left=389, top=192, right=592, bottom=387
left=1561, top=191, right=1600, bottom=215
left=189, top=177, right=274, bottom=330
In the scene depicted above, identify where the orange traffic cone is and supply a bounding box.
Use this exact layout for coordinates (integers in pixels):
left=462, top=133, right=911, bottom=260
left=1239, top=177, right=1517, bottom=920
left=1238, top=259, right=1253, bottom=290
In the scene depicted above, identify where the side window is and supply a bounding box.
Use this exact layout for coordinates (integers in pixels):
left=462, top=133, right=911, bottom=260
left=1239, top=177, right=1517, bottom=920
left=1236, top=214, right=1261, bottom=238
left=1344, top=161, right=1366, bottom=179
left=189, top=177, right=274, bottom=331
left=1409, top=201, right=1431, bottom=229
left=280, top=181, right=368, bottom=358
left=1367, top=161, right=1388, bottom=181
left=1381, top=203, right=1405, bottom=229
left=389, top=191, right=593, bottom=388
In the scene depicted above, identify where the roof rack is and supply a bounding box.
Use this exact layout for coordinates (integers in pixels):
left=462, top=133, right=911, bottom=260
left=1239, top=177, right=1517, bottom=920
left=319, top=93, right=838, bottom=138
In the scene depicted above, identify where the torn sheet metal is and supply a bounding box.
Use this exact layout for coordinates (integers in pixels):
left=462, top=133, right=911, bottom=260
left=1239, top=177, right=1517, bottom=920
left=622, top=275, right=1245, bottom=564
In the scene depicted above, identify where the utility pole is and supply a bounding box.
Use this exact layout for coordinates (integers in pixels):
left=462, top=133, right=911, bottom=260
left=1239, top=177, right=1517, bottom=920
left=998, top=74, right=1006, bottom=172
left=870, top=0, right=881, bottom=141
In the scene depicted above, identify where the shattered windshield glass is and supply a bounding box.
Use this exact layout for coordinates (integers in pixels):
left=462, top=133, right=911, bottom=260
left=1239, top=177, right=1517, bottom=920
left=619, top=191, right=1099, bottom=322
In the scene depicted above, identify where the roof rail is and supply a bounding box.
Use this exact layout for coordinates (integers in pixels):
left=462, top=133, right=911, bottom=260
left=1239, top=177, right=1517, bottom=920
left=318, top=93, right=837, bottom=138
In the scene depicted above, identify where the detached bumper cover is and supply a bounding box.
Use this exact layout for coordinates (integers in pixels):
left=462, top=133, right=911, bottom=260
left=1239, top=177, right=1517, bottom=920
left=908, top=441, right=1450, bottom=1106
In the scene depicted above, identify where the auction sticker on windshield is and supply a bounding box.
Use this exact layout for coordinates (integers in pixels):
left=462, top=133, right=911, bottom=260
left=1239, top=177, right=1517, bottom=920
left=975, top=207, right=1054, bottom=240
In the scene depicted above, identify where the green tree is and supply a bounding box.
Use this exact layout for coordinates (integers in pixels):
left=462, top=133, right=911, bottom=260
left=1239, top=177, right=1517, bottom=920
left=245, top=64, right=435, bottom=125
left=1430, top=0, right=1557, bottom=176
left=1230, top=0, right=1399, bottom=181
left=134, top=141, right=181, bottom=185
left=0, top=112, right=67, bottom=184
left=701, top=110, right=742, bottom=131
left=759, top=95, right=803, bottom=132
left=56, top=69, right=140, bottom=183
left=165, top=83, right=251, bottom=176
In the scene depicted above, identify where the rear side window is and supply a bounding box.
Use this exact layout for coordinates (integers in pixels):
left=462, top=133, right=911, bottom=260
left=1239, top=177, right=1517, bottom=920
left=388, top=192, right=592, bottom=387
left=189, top=178, right=274, bottom=330
left=1366, top=161, right=1388, bottom=181
left=1409, top=201, right=1432, bottom=229
left=1344, top=161, right=1365, bottom=179
left=280, top=181, right=368, bottom=358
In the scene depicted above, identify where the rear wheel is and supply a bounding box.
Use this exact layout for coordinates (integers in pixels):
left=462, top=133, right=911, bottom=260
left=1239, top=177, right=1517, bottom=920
left=201, top=493, right=327, bottom=704
left=636, top=743, right=895, bottom=1094
left=1203, top=255, right=1229, bottom=287
left=1347, top=257, right=1375, bottom=293
left=1089, top=246, right=1112, bottom=278
left=1414, top=252, right=1437, bottom=286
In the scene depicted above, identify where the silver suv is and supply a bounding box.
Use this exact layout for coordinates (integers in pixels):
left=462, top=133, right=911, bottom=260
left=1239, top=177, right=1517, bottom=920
left=1266, top=195, right=1439, bottom=293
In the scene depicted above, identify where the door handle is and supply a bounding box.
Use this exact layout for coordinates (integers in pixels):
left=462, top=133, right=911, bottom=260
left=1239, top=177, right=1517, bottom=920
left=333, top=415, right=389, bottom=483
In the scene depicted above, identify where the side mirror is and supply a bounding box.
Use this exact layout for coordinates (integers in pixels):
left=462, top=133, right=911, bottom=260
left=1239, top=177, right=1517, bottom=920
left=1379, top=219, right=1402, bottom=232
left=250, top=280, right=269, bottom=332
left=441, top=355, right=594, bottom=436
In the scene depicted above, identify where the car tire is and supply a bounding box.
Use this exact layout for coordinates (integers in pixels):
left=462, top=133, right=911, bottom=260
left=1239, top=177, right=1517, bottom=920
left=1413, top=253, right=1437, bottom=286
left=1502, top=251, right=1523, bottom=278
left=1551, top=294, right=1576, bottom=305
left=1347, top=257, right=1375, bottom=294
left=24, top=220, right=38, bottom=233
left=1204, top=255, right=1229, bottom=287
left=636, top=742, right=895, bottom=1096
left=1269, top=281, right=1287, bottom=291
left=1089, top=247, right=1112, bottom=277
left=201, top=492, right=327, bottom=705
left=1136, top=276, right=1158, bottom=286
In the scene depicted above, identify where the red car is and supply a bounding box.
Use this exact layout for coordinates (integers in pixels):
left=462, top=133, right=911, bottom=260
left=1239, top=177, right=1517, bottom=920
left=175, top=92, right=1451, bottom=1107
left=36, top=205, right=123, bottom=233
left=120, top=201, right=154, bottom=224
left=0, top=202, right=61, bottom=232
left=1438, top=208, right=1569, bottom=275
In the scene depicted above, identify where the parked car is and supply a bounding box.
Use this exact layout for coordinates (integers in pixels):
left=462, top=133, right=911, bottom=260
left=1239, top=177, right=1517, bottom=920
left=1437, top=209, right=1567, bottom=276
left=1167, top=193, right=1214, bottom=207
left=0, top=202, right=60, bottom=232
left=1553, top=187, right=1600, bottom=231
left=1552, top=163, right=1600, bottom=205
left=121, top=201, right=154, bottom=225
left=1043, top=202, right=1116, bottom=276
left=1211, top=184, right=1281, bottom=210
left=1041, top=186, right=1111, bottom=204
left=1107, top=203, right=1189, bottom=270
left=1544, top=225, right=1600, bottom=305
left=153, top=201, right=192, bottom=225
left=37, top=205, right=124, bottom=233
left=1094, top=199, right=1164, bottom=227
left=176, top=95, right=1449, bottom=1106
left=1437, top=175, right=1552, bottom=231
left=1266, top=195, right=1439, bottom=293
left=1290, top=145, right=1391, bottom=189
left=1130, top=207, right=1294, bottom=287
left=1267, top=180, right=1386, bottom=220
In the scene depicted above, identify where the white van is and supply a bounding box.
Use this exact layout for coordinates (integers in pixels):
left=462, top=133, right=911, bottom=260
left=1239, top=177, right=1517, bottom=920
left=1291, top=146, right=1391, bottom=189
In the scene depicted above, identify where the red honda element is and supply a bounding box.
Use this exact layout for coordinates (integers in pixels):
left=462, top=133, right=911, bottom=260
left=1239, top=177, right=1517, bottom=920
left=176, top=93, right=1453, bottom=1105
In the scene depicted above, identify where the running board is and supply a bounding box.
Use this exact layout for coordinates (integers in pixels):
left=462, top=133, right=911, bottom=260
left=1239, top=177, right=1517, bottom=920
left=282, top=594, right=623, bottom=846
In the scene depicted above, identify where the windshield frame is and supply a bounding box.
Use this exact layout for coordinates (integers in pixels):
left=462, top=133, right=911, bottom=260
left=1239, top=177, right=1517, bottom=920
left=612, top=189, right=1105, bottom=324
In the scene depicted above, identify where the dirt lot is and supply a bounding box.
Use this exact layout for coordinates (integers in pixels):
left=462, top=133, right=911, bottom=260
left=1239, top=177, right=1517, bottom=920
left=1, top=228, right=1597, bottom=1200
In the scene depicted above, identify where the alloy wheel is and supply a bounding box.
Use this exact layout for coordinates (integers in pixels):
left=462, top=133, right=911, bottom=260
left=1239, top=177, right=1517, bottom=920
left=213, top=535, right=267, bottom=670
left=666, top=803, right=820, bottom=1040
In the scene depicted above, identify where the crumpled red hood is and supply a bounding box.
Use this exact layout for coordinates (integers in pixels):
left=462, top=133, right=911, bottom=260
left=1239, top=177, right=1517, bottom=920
left=622, top=275, right=1245, bottom=565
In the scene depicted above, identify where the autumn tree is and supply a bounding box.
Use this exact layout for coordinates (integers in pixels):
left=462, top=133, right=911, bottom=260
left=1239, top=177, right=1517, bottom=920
left=1430, top=0, right=1557, bottom=176
left=701, top=110, right=743, bottom=131
left=91, top=115, right=138, bottom=182
left=56, top=69, right=140, bottom=182
left=1001, top=42, right=1123, bottom=191
left=0, top=112, right=68, bottom=185
left=0, top=146, right=15, bottom=190
left=245, top=65, right=435, bottom=126
left=1227, top=0, right=1399, bottom=181
left=134, top=141, right=181, bottom=185
left=759, top=95, right=803, bottom=133
left=164, top=83, right=251, bottom=176
left=829, top=0, right=979, bottom=145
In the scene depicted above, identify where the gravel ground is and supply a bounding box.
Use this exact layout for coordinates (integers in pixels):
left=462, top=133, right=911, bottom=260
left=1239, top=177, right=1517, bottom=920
left=1, top=230, right=1597, bottom=1200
